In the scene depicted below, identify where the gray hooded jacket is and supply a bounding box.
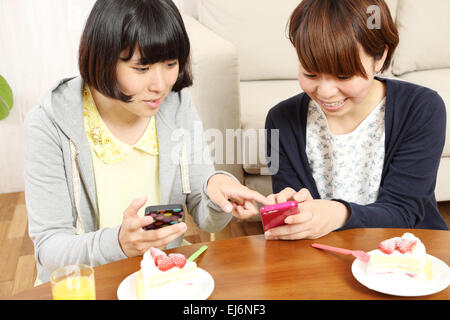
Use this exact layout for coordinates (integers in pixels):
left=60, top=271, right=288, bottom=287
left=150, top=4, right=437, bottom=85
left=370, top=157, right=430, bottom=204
left=24, top=77, right=233, bottom=282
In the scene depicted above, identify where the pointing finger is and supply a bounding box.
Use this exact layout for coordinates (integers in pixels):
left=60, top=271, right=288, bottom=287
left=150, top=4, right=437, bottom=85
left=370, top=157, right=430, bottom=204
left=232, top=189, right=271, bottom=206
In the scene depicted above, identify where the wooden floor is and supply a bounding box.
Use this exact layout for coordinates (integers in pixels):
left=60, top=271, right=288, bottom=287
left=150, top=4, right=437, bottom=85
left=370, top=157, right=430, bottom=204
left=0, top=191, right=449, bottom=299
left=0, top=192, right=36, bottom=299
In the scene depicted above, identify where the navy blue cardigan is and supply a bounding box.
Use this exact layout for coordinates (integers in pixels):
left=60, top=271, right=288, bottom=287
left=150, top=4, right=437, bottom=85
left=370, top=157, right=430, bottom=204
left=265, top=77, right=448, bottom=230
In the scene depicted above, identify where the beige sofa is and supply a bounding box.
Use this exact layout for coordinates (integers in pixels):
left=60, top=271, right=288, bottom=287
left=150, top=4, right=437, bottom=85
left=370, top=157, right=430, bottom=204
left=183, top=0, right=450, bottom=202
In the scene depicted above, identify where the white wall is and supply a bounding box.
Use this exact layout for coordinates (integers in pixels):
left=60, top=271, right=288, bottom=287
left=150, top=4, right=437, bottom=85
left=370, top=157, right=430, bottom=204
left=0, top=0, right=96, bottom=117
left=0, top=0, right=98, bottom=193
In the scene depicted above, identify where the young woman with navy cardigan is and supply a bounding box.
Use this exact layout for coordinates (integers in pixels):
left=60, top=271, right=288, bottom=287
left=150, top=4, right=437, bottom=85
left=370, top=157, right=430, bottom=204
left=264, top=0, right=448, bottom=241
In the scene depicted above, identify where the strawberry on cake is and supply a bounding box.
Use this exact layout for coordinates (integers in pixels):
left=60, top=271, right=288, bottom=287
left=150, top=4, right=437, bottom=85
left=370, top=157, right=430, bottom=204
left=136, top=247, right=198, bottom=300
left=367, top=233, right=433, bottom=280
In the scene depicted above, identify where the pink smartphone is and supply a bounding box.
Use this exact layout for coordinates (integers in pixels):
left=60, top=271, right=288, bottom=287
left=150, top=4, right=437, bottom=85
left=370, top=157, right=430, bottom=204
left=260, top=201, right=299, bottom=232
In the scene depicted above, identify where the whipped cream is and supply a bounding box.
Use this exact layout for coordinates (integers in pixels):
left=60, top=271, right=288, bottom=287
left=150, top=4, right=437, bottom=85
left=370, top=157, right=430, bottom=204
left=372, top=232, right=426, bottom=258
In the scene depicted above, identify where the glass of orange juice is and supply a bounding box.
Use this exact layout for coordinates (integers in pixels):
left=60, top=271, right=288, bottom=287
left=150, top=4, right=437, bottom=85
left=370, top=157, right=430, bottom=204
left=50, top=264, right=96, bottom=300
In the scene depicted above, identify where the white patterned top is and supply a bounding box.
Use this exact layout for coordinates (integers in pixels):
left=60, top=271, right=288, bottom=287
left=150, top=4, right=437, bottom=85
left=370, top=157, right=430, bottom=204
left=306, top=98, right=386, bottom=205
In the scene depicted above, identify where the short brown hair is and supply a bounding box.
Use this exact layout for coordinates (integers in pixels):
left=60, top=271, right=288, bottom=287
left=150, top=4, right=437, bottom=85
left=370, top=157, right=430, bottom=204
left=288, top=0, right=399, bottom=78
left=79, top=0, right=192, bottom=102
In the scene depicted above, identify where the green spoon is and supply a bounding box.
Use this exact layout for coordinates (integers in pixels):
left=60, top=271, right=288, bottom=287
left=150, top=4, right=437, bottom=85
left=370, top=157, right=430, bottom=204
left=187, top=245, right=208, bottom=262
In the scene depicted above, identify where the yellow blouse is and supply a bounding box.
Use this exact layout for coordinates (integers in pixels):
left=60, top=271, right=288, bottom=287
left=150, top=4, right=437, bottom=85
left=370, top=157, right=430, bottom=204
left=83, top=85, right=160, bottom=228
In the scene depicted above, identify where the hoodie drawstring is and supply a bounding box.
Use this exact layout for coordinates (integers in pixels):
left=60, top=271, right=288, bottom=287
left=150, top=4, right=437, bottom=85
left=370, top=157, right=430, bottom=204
left=70, top=140, right=85, bottom=235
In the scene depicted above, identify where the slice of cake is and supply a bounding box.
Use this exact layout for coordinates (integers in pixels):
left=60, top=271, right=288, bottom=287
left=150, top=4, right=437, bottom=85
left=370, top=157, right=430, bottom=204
left=136, top=248, right=198, bottom=300
left=367, top=233, right=433, bottom=280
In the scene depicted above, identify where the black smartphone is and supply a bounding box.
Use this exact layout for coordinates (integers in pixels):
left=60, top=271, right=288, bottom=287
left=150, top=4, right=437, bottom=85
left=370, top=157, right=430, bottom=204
left=143, top=204, right=185, bottom=230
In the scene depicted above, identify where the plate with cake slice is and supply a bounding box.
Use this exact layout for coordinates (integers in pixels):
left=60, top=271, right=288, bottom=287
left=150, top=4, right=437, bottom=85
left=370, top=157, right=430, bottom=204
left=352, top=233, right=450, bottom=296
left=117, top=267, right=214, bottom=300
left=117, top=247, right=214, bottom=300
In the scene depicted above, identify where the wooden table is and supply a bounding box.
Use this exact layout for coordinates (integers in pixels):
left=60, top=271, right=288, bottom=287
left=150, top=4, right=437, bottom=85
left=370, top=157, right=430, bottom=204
left=11, top=228, right=450, bottom=300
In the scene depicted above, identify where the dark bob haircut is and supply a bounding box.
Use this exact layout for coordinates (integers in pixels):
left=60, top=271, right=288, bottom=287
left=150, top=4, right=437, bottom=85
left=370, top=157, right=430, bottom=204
left=79, top=0, right=192, bottom=102
left=289, top=0, right=399, bottom=79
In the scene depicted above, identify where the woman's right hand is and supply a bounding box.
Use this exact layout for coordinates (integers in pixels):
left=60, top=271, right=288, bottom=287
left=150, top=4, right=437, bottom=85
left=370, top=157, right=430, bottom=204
left=118, top=197, right=187, bottom=257
left=264, top=187, right=349, bottom=240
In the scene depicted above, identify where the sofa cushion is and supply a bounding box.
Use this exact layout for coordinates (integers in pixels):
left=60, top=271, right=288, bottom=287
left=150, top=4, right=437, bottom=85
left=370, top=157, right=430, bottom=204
left=384, top=0, right=399, bottom=20
left=392, top=0, right=450, bottom=76
left=240, top=80, right=301, bottom=130
left=397, top=69, right=450, bottom=156
left=197, top=0, right=300, bottom=81
left=240, top=80, right=300, bottom=174
left=398, top=68, right=450, bottom=94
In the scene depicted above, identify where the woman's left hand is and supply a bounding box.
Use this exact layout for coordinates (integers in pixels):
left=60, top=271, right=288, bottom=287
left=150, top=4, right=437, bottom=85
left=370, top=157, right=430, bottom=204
left=206, top=174, right=271, bottom=219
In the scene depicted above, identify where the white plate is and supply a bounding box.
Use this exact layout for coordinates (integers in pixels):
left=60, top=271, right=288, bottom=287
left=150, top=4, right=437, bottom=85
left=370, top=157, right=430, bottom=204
left=352, top=251, right=450, bottom=297
left=117, top=268, right=214, bottom=300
